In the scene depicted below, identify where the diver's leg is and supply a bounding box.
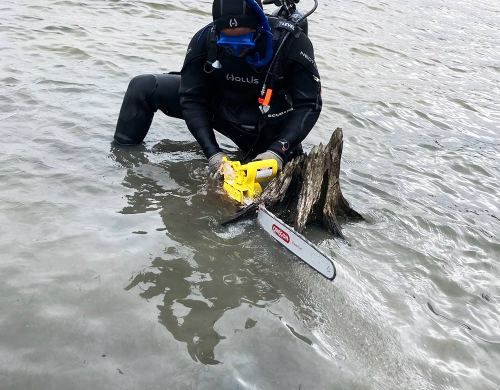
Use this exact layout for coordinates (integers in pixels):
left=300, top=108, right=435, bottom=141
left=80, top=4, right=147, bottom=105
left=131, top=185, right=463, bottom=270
left=114, top=74, right=156, bottom=145
left=114, top=73, right=182, bottom=145
left=152, top=72, right=183, bottom=119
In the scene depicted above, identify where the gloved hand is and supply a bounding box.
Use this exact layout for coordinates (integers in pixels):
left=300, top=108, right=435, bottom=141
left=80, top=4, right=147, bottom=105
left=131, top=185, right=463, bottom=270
left=208, top=152, right=227, bottom=179
left=253, top=150, right=283, bottom=172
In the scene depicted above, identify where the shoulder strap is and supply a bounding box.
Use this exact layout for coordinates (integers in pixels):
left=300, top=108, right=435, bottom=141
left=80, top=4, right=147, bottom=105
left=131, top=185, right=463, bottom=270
left=268, top=17, right=300, bottom=81
left=258, top=17, right=301, bottom=113
left=205, top=25, right=220, bottom=71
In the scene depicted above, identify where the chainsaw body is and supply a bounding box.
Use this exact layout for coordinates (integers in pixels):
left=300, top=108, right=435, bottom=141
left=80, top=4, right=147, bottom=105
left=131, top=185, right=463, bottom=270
left=222, top=157, right=278, bottom=204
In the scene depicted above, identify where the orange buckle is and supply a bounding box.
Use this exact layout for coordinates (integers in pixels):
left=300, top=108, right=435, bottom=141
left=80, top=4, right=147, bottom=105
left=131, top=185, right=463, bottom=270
left=258, top=88, right=273, bottom=106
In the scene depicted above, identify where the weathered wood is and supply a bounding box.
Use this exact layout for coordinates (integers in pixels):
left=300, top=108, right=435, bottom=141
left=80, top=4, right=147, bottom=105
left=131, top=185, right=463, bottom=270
left=257, top=128, right=362, bottom=237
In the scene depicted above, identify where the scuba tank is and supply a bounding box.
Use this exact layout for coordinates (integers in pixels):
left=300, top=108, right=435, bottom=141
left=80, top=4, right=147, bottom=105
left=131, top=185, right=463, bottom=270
left=263, top=0, right=309, bottom=35
left=287, top=10, right=308, bottom=35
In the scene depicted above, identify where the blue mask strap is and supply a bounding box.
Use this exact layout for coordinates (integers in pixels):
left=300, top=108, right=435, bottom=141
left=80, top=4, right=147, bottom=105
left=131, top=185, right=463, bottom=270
left=244, top=0, right=273, bottom=68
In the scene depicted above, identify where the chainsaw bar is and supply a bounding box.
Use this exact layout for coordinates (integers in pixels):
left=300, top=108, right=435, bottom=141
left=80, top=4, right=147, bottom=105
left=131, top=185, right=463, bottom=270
left=256, top=205, right=336, bottom=280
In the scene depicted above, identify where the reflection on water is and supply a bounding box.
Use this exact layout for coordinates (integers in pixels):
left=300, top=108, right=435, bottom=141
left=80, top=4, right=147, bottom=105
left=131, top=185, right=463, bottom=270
left=113, top=141, right=282, bottom=365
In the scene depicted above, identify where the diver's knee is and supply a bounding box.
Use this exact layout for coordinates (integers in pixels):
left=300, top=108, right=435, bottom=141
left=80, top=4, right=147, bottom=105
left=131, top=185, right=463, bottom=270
left=127, top=74, right=157, bottom=98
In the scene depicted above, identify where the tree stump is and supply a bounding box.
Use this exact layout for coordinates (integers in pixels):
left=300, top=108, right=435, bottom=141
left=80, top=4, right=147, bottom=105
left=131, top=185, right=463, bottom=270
left=223, top=128, right=362, bottom=238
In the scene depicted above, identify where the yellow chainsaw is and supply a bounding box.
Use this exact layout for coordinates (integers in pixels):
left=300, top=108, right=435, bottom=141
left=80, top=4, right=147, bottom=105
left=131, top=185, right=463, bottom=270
left=220, top=156, right=337, bottom=280
left=221, top=157, right=278, bottom=204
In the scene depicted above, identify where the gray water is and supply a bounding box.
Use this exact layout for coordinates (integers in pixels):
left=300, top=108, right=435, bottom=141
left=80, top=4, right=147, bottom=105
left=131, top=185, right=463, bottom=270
left=1, top=0, right=499, bottom=389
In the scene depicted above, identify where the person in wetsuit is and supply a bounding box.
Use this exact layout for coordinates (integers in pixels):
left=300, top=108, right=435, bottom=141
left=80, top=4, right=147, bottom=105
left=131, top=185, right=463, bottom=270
left=114, top=0, right=322, bottom=175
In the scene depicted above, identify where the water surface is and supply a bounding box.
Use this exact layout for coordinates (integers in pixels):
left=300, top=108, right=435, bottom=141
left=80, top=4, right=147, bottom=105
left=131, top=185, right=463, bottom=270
left=1, top=0, right=499, bottom=389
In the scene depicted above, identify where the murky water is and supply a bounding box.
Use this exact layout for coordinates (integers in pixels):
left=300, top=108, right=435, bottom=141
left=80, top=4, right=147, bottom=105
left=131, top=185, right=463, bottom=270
left=1, top=0, right=499, bottom=389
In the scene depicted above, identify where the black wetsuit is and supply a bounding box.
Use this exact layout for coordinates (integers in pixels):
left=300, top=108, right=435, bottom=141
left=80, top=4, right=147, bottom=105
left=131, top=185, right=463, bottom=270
left=114, top=17, right=322, bottom=163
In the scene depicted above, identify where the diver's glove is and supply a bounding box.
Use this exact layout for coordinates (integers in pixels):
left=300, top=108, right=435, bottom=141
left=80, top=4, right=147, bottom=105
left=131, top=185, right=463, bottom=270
left=253, top=150, right=284, bottom=172
left=208, top=151, right=227, bottom=179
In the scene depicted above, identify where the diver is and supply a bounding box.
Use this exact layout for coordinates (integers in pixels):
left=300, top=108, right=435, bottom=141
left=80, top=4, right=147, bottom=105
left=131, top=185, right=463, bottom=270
left=114, top=0, right=322, bottom=176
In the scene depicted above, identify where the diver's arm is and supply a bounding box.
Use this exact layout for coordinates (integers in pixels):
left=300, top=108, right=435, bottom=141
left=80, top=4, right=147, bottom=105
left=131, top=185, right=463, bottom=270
left=179, top=27, right=221, bottom=159
left=267, top=33, right=322, bottom=160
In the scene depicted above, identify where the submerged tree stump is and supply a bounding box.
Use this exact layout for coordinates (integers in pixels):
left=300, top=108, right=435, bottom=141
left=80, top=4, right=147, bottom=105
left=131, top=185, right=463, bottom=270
left=223, top=128, right=362, bottom=237
left=258, top=128, right=362, bottom=238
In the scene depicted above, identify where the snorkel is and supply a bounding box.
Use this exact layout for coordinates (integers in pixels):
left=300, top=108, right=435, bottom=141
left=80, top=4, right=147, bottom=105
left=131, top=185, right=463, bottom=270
left=243, top=0, right=273, bottom=68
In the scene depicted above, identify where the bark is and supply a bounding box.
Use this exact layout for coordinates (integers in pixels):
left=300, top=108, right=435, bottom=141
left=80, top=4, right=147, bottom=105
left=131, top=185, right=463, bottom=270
left=222, top=128, right=362, bottom=237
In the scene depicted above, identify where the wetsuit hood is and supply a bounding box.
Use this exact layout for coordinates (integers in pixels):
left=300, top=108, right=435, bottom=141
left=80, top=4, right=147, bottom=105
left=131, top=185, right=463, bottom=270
left=212, top=0, right=272, bottom=68
left=212, top=0, right=263, bottom=31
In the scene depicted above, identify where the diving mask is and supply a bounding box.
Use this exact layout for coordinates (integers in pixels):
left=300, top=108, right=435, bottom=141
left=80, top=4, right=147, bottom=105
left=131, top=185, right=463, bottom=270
left=216, top=31, right=257, bottom=57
